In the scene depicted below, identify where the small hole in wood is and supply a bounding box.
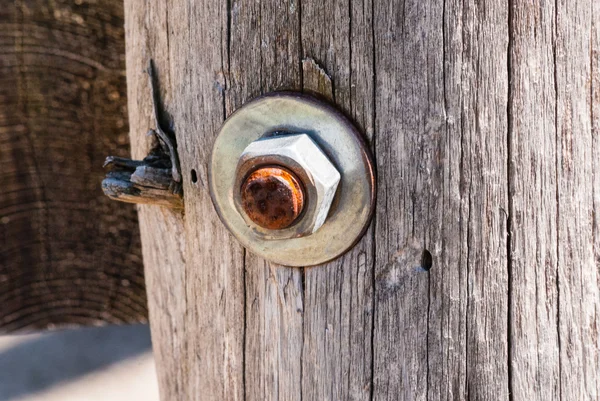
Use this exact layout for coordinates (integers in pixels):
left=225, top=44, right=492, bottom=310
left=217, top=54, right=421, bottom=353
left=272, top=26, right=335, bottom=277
left=421, top=249, right=433, bottom=271
left=191, top=169, right=198, bottom=183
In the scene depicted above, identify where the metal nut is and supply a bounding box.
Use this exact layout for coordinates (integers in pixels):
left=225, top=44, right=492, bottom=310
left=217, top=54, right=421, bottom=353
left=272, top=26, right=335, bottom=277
left=209, top=93, right=375, bottom=266
left=234, top=133, right=341, bottom=238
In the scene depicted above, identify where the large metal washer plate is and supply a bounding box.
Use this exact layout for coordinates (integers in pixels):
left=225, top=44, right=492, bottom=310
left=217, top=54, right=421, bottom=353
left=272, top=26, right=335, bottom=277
left=209, top=92, right=375, bottom=267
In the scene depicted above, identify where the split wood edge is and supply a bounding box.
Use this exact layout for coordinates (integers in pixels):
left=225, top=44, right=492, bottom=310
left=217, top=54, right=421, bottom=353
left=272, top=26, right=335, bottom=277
left=102, top=60, right=184, bottom=211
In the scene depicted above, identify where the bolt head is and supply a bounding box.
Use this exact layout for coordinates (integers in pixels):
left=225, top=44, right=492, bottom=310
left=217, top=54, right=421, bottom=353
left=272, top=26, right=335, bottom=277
left=236, top=133, right=341, bottom=237
left=241, top=166, right=305, bottom=230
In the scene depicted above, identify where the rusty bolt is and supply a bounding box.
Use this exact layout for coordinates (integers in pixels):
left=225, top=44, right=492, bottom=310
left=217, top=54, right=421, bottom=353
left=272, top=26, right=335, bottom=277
left=236, top=133, right=341, bottom=237
left=241, top=166, right=305, bottom=230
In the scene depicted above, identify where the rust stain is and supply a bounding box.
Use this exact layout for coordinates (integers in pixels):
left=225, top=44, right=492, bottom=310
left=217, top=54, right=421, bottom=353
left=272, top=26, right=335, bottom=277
left=241, top=166, right=305, bottom=230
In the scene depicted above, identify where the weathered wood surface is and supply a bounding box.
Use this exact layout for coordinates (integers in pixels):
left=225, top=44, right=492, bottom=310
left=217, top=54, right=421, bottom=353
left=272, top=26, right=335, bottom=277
left=0, top=0, right=146, bottom=332
left=125, top=0, right=599, bottom=399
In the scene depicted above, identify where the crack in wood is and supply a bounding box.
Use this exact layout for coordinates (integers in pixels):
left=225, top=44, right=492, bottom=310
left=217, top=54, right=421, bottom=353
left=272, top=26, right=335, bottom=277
left=102, top=60, right=183, bottom=210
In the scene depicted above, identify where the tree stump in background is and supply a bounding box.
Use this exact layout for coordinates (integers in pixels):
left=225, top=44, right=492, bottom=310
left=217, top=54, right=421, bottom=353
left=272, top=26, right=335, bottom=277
left=0, top=0, right=146, bottom=332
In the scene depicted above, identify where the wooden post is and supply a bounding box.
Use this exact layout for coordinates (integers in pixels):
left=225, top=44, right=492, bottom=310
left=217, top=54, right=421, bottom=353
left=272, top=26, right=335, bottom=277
left=123, top=0, right=599, bottom=399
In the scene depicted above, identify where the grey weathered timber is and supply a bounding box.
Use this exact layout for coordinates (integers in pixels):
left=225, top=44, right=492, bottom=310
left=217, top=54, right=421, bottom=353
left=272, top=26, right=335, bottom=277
left=509, top=2, right=560, bottom=399
left=554, top=1, right=600, bottom=398
left=125, top=0, right=245, bottom=400
left=228, top=1, right=304, bottom=399
left=300, top=2, right=375, bottom=399
left=124, top=0, right=600, bottom=400
left=374, top=1, right=510, bottom=399
left=510, top=1, right=600, bottom=399
left=0, top=0, right=145, bottom=332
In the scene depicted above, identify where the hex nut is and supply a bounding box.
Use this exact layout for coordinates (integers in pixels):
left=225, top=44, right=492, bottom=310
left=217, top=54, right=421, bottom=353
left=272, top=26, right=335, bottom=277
left=209, top=93, right=375, bottom=266
left=235, top=133, right=341, bottom=238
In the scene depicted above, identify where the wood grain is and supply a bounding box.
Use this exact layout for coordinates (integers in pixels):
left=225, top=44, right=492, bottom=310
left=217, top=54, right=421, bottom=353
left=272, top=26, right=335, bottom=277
left=509, top=2, right=560, bottom=399
left=125, top=0, right=245, bottom=400
left=509, top=1, right=600, bottom=399
left=300, top=1, right=375, bottom=399
left=228, top=1, right=304, bottom=399
left=555, top=0, right=600, bottom=398
left=373, top=1, right=510, bottom=400
left=0, top=0, right=145, bottom=332
left=125, top=0, right=599, bottom=399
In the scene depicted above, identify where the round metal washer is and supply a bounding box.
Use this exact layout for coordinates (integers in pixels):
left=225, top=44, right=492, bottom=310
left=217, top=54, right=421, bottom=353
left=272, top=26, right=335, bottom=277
left=209, top=92, right=375, bottom=267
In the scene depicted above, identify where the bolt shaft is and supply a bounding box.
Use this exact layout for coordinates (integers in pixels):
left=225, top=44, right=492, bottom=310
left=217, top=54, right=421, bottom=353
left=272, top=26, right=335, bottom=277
left=240, top=166, right=305, bottom=230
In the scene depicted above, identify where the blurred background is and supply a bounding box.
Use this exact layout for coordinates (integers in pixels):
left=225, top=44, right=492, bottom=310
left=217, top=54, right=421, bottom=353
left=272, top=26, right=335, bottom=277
left=0, top=325, right=159, bottom=401
left=0, top=1, right=153, bottom=399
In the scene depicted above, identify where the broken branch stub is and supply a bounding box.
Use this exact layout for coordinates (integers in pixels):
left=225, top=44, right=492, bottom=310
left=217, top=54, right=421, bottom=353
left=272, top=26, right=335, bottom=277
left=102, top=60, right=183, bottom=210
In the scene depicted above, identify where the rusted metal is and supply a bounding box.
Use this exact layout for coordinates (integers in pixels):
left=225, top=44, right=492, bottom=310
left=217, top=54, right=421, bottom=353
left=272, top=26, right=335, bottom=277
left=240, top=166, right=305, bottom=230
left=234, top=133, right=341, bottom=239
left=209, top=92, right=376, bottom=267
